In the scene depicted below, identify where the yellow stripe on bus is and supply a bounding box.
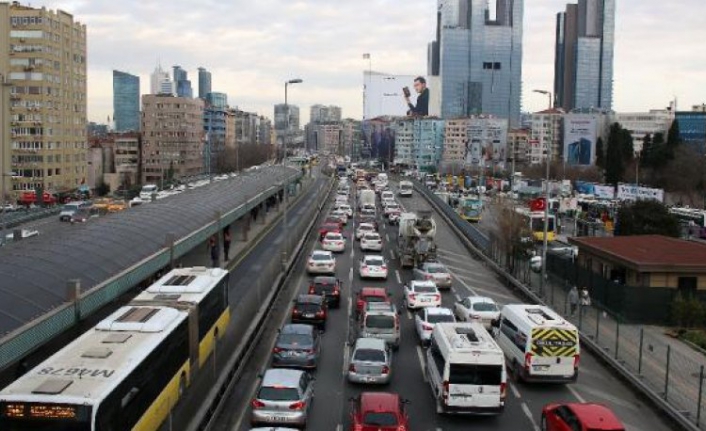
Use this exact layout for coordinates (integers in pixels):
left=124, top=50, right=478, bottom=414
left=133, top=360, right=190, bottom=431
left=198, top=309, right=231, bottom=368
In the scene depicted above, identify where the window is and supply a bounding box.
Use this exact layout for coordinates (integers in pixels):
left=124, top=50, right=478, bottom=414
left=449, top=364, right=502, bottom=385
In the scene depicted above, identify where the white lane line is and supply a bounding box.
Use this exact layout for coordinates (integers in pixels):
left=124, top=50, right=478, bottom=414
left=348, top=267, right=353, bottom=283
left=336, top=425, right=343, bottom=431
left=447, top=269, right=479, bottom=296
left=386, top=233, right=390, bottom=242
left=521, top=402, right=541, bottom=431
left=395, top=270, right=402, bottom=284
left=568, top=384, right=587, bottom=403
left=350, top=246, right=354, bottom=259
left=342, top=344, right=351, bottom=376
left=437, top=248, right=472, bottom=258
left=441, top=262, right=499, bottom=281
left=416, top=345, right=428, bottom=382
left=406, top=309, right=413, bottom=320
left=509, top=382, right=522, bottom=399
left=390, top=249, right=397, bottom=260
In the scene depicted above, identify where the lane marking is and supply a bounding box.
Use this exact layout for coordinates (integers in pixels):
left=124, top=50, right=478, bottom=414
left=336, top=425, right=343, bottom=431
left=509, top=382, right=522, bottom=399
left=348, top=267, right=353, bottom=283
left=350, top=246, right=354, bottom=259
left=416, top=345, right=428, bottom=382
left=437, top=248, right=472, bottom=258
left=568, top=383, right=587, bottom=403
left=395, top=270, right=402, bottom=284
left=385, top=233, right=390, bottom=242
left=390, top=249, right=397, bottom=260
left=446, top=269, right=479, bottom=296
left=406, top=309, right=413, bottom=320
left=521, top=402, right=541, bottom=431
left=342, top=344, right=351, bottom=376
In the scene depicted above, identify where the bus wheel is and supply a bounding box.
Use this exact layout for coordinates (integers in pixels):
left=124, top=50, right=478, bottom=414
left=178, top=373, right=187, bottom=398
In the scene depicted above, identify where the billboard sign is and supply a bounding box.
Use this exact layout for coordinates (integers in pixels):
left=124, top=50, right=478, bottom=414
left=564, top=117, right=597, bottom=165
left=593, top=185, right=615, bottom=200
left=464, top=118, right=508, bottom=165
left=617, top=184, right=664, bottom=203
left=364, top=72, right=434, bottom=118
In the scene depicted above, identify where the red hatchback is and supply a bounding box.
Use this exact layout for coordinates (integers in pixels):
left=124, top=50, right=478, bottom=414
left=542, top=403, right=625, bottom=431
left=349, top=392, right=409, bottom=431
left=319, top=221, right=342, bottom=240
left=355, top=287, right=389, bottom=315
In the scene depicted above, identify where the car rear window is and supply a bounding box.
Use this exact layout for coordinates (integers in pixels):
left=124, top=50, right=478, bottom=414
left=313, top=284, right=334, bottom=293
left=311, top=254, right=331, bottom=261
left=472, top=302, right=498, bottom=312
left=296, top=303, right=321, bottom=313
left=427, top=314, right=455, bottom=324
left=278, top=334, right=312, bottom=346
left=426, top=265, right=444, bottom=273
left=363, top=412, right=398, bottom=426
left=258, top=387, right=300, bottom=401
left=366, top=258, right=384, bottom=266
left=353, top=348, right=386, bottom=362
left=414, top=285, right=436, bottom=293
left=364, top=295, right=385, bottom=303
left=366, top=315, right=395, bottom=329
left=449, top=364, right=502, bottom=386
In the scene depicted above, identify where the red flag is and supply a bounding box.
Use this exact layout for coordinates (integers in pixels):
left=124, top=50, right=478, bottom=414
left=530, top=197, right=546, bottom=212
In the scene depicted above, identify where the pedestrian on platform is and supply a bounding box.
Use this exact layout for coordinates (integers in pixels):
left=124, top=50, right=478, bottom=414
left=209, top=235, right=219, bottom=268
left=568, top=285, right=579, bottom=316
left=223, top=227, right=232, bottom=261
left=580, top=287, right=592, bottom=309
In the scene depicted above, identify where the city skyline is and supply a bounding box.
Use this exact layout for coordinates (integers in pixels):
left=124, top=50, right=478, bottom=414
left=40, top=0, right=705, bottom=125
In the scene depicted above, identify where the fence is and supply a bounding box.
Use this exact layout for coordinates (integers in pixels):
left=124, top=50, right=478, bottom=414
left=414, top=179, right=706, bottom=430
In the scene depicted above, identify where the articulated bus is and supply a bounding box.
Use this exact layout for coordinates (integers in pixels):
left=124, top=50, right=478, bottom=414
left=458, top=196, right=483, bottom=222
left=0, top=267, right=229, bottom=431
left=516, top=208, right=556, bottom=243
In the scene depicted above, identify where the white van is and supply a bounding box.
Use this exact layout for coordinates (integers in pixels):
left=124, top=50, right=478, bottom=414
left=139, top=184, right=158, bottom=200
left=495, top=304, right=579, bottom=383
left=426, top=322, right=506, bottom=415
left=398, top=181, right=413, bottom=197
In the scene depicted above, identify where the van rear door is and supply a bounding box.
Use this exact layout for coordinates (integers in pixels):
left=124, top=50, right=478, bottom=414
left=528, top=327, right=579, bottom=379
left=446, top=362, right=504, bottom=411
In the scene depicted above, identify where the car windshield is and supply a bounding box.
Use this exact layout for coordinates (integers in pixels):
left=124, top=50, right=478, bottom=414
left=413, top=284, right=436, bottom=293
left=353, top=348, right=386, bottom=362
left=278, top=334, right=312, bottom=346
left=427, top=314, right=455, bottom=324
left=366, top=258, right=384, bottom=266
left=311, top=254, right=331, bottom=261
left=258, top=386, right=300, bottom=401
left=473, top=302, right=498, bottom=312
left=366, top=315, right=395, bottom=329
left=425, top=265, right=445, bottom=273
left=363, top=412, right=398, bottom=426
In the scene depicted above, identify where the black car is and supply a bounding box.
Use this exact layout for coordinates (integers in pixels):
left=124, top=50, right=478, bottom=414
left=272, top=324, right=321, bottom=369
left=308, top=276, right=342, bottom=309
left=291, top=294, right=328, bottom=330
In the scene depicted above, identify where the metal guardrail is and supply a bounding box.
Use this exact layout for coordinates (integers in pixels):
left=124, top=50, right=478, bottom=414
left=0, top=207, right=61, bottom=230
left=414, top=181, right=700, bottom=431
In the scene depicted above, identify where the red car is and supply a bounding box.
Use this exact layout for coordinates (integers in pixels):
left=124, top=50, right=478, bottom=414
left=355, top=287, right=389, bottom=315
left=319, top=221, right=342, bottom=240
left=349, top=392, right=409, bottom=431
left=541, top=403, right=625, bottom=431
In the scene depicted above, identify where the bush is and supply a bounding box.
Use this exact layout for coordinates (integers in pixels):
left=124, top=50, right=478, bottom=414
left=682, top=330, right=706, bottom=351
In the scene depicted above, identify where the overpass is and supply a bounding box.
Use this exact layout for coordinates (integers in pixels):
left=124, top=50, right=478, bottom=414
left=0, top=165, right=302, bottom=371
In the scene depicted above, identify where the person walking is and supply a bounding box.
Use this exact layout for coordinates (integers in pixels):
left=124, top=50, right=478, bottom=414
left=209, top=235, right=219, bottom=268
left=580, top=287, right=592, bottom=310
left=223, top=227, right=232, bottom=261
left=568, top=285, right=579, bottom=317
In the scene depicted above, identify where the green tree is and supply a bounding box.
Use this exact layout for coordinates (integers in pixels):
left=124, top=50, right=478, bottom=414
left=615, top=200, right=681, bottom=237
left=595, top=137, right=605, bottom=169
left=605, top=123, right=632, bottom=186
left=667, top=119, right=682, bottom=150
left=640, top=133, right=652, bottom=168
left=95, top=181, right=110, bottom=197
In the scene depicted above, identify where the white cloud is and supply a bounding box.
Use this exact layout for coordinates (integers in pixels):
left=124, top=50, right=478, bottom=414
left=42, top=0, right=706, bottom=123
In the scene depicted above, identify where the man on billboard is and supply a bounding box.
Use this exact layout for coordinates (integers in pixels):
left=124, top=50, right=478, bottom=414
left=403, top=76, right=429, bottom=116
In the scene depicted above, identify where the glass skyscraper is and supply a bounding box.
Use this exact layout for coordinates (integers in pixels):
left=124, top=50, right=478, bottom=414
left=173, top=65, right=193, bottom=98
left=554, top=0, right=615, bottom=111
left=428, top=0, right=523, bottom=127
left=112, top=70, right=140, bottom=132
left=198, top=67, right=212, bottom=99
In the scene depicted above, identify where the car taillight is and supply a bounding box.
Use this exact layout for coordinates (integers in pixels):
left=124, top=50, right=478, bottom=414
left=293, top=309, right=300, bottom=316
left=409, top=294, right=416, bottom=301
left=397, top=426, right=406, bottom=431
left=273, top=347, right=283, bottom=353
left=422, top=322, right=434, bottom=330
left=308, top=287, right=315, bottom=294
left=361, top=265, right=368, bottom=270
left=316, top=310, right=325, bottom=317
left=353, top=424, right=363, bottom=431
left=395, top=316, right=400, bottom=330
left=251, top=399, right=265, bottom=408
left=289, top=401, right=306, bottom=410
left=357, top=300, right=364, bottom=309
left=382, top=365, right=390, bottom=374
left=442, top=380, right=449, bottom=401
left=500, top=382, right=507, bottom=399
left=349, top=363, right=356, bottom=372
left=574, top=354, right=580, bottom=369
left=433, top=294, right=440, bottom=301
left=333, top=289, right=340, bottom=296
left=525, top=352, right=533, bottom=371
left=381, top=265, right=387, bottom=270
left=425, top=275, right=433, bottom=280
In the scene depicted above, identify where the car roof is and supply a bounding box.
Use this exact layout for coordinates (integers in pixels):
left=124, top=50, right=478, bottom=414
left=363, top=254, right=384, bottom=261
left=363, top=232, right=381, bottom=237
left=262, top=368, right=304, bottom=388
left=424, top=262, right=445, bottom=268
left=567, top=403, right=624, bottom=428
left=361, top=287, right=387, bottom=296
left=354, top=337, right=387, bottom=350
left=426, top=307, right=453, bottom=316
left=312, top=276, right=337, bottom=284
left=325, top=231, right=343, bottom=237
left=296, top=294, right=324, bottom=304
left=359, top=392, right=400, bottom=412
left=467, top=296, right=496, bottom=304
left=410, top=280, right=437, bottom=288
left=358, top=223, right=374, bottom=228
left=280, top=323, right=315, bottom=335
left=311, top=250, right=333, bottom=257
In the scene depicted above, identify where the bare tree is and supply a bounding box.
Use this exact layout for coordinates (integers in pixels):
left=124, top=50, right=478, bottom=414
left=492, top=200, right=534, bottom=279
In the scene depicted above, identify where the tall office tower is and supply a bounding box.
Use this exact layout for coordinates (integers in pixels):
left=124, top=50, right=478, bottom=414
left=554, top=0, right=615, bottom=111
left=113, top=71, right=140, bottom=132
left=274, top=104, right=300, bottom=131
left=150, top=64, right=172, bottom=95
left=310, top=105, right=342, bottom=123
left=198, top=67, right=212, bottom=100
left=173, top=65, right=193, bottom=98
left=0, top=3, right=87, bottom=197
left=141, top=94, right=204, bottom=184
left=427, top=0, right=523, bottom=127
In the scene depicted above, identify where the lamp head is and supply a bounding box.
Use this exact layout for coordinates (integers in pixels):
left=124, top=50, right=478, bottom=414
left=287, top=79, right=303, bottom=84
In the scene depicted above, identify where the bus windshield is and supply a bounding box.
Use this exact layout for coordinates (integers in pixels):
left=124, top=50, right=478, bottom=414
left=531, top=217, right=555, bottom=232
left=0, top=403, right=92, bottom=431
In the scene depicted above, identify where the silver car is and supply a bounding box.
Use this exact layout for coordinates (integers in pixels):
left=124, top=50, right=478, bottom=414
left=413, top=262, right=453, bottom=288
left=272, top=324, right=320, bottom=369
left=348, top=337, right=392, bottom=385
left=359, top=308, right=400, bottom=349
left=251, top=369, right=314, bottom=427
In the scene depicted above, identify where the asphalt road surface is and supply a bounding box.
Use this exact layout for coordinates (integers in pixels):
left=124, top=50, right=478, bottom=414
left=218, top=180, right=675, bottom=431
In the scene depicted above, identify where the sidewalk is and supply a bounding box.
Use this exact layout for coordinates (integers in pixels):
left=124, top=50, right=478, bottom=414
left=529, top=270, right=706, bottom=428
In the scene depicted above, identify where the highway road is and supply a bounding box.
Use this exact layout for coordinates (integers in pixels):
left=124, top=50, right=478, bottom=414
left=215, top=180, right=675, bottom=431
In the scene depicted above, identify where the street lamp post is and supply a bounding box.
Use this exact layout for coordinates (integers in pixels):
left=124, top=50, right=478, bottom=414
left=282, top=78, right=303, bottom=269
left=533, top=89, right=553, bottom=296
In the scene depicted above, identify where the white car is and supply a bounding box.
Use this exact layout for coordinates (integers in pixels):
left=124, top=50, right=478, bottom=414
left=454, top=296, right=500, bottom=329
left=306, top=250, right=336, bottom=274
left=355, top=223, right=376, bottom=240
left=383, top=203, right=401, bottom=217
left=359, top=255, right=388, bottom=280
left=380, top=191, right=395, bottom=201
left=336, top=204, right=353, bottom=218
left=330, top=209, right=348, bottom=225
left=414, top=307, right=456, bottom=344
left=322, top=232, right=346, bottom=253
left=360, top=233, right=383, bottom=252
left=335, top=195, right=349, bottom=205
left=381, top=198, right=396, bottom=210
left=403, top=280, right=441, bottom=309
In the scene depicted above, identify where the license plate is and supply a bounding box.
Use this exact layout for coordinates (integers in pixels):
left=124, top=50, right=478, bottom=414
left=267, top=416, right=285, bottom=422
left=421, top=298, right=431, bottom=302
left=533, top=365, right=549, bottom=371
left=363, top=376, right=377, bottom=382
left=304, top=314, right=315, bottom=318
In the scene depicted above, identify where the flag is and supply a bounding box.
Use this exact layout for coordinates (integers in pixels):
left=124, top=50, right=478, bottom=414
left=362, top=53, right=370, bottom=59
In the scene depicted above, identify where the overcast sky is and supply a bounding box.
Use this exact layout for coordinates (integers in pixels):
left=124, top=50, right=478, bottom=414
left=47, top=0, right=706, bottom=124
